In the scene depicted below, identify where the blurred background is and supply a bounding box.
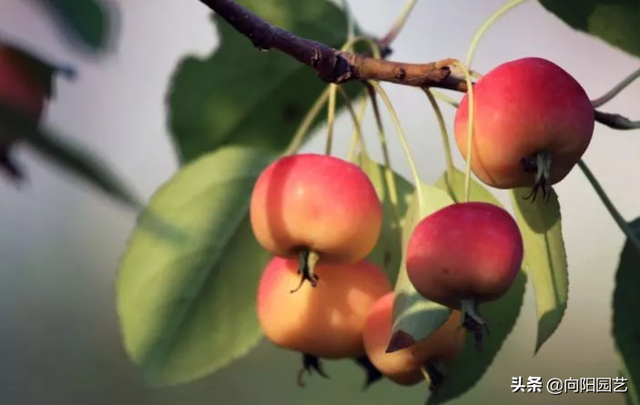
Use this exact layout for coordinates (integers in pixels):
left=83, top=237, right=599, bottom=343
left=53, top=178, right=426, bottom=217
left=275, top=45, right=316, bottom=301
left=1, top=0, right=639, bottom=404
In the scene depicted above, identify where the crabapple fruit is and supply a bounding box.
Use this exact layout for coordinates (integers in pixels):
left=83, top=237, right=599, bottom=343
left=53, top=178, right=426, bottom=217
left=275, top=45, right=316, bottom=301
left=454, top=57, right=594, bottom=201
left=0, top=45, right=51, bottom=179
left=406, top=202, right=523, bottom=349
left=257, top=256, right=391, bottom=359
left=363, top=292, right=464, bottom=387
left=250, top=153, right=382, bottom=286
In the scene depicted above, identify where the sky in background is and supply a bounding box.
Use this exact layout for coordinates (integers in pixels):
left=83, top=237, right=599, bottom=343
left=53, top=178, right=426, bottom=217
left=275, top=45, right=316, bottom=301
left=1, top=0, right=639, bottom=404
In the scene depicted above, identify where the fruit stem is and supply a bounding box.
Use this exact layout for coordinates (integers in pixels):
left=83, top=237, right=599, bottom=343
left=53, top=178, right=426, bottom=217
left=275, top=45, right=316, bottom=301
left=423, top=88, right=454, bottom=183
left=284, top=86, right=331, bottom=156
left=460, top=298, right=488, bottom=352
left=291, top=250, right=321, bottom=293
left=346, top=93, right=369, bottom=163
left=368, top=80, right=424, bottom=208
left=430, top=90, right=460, bottom=108
left=450, top=60, right=476, bottom=203
left=339, top=0, right=356, bottom=41
left=379, top=0, right=418, bottom=47
left=366, top=83, right=401, bottom=238
left=577, top=159, right=640, bottom=253
left=325, top=84, right=339, bottom=155
left=465, top=0, right=529, bottom=69
left=336, top=86, right=369, bottom=156
left=591, top=66, right=640, bottom=108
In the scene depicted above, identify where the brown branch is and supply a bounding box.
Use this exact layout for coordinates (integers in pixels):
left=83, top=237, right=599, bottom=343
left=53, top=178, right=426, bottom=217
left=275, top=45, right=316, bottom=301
left=594, top=110, right=640, bottom=130
left=199, top=0, right=468, bottom=92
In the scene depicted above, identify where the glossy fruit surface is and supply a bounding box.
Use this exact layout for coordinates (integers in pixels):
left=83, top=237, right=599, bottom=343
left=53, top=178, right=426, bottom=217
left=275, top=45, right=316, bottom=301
left=257, top=257, right=391, bottom=359
left=250, top=153, right=382, bottom=263
left=454, top=57, right=594, bottom=192
left=406, top=202, right=523, bottom=309
left=363, top=292, right=464, bottom=386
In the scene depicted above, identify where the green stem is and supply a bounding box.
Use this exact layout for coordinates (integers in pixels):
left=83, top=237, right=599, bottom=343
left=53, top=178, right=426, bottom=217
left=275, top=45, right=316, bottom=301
left=284, top=87, right=331, bottom=156
left=451, top=61, right=476, bottom=203
left=577, top=160, right=640, bottom=253
left=367, top=83, right=401, bottom=239
left=368, top=81, right=424, bottom=207
left=346, top=95, right=369, bottom=163
left=380, top=0, right=419, bottom=46
left=423, top=88, right=454, bottom=180
left=465, top=0, right=529, bottom=69
left=336, top=86, right=368, bottom=157
left=325, top=84, right=339, bottom=155
left=431, top=90, right=460, bottom=108
left=591, top=66, right=640, bottom=108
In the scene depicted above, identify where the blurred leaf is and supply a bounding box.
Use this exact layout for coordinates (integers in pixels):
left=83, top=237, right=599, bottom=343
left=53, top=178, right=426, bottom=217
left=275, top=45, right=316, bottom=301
left=117, top=145, right=276, bottom=386
left=428, top=270, right=527, bottom=404
left=168, top=0, right=363, bottom=165
left=613, top=217, right=640, bottom=405
left=391, top=182, right=455, bottom=345
left=510, top=187, right=568, bottom=353
left=434, top=166, right=503, bottom=206
left=357, top=153, right=414, bottom=284
left=0, top=103, right=140, bottom=209
left=539, top=0, right=640, bottom=58
left=32, top=0, right=118, bottom=53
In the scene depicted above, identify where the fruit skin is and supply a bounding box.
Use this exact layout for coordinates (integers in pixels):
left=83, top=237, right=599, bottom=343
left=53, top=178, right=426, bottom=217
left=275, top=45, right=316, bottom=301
left=406, top=202, right=523, bottom=309
left=454, top=57, right=594, bottom=189
left=363, top=292, right=464, bottom=386
left=0, top=45, right=51, bottom=179
left=250, top=153, right=382, bottom=263
left=257, top=256, right=391, bottom=359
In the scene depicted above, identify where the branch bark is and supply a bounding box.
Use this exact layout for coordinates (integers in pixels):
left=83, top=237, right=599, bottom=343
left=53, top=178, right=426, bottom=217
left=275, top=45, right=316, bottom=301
left=200, top=0, right=638, bottom=132
left=199, top=0, right=468, bottom=92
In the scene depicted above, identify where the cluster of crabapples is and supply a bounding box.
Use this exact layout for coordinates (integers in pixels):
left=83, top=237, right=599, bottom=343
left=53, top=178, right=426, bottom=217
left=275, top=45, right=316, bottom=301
left=0, top=45, right=50, bottom=180
left=249, top=57, right=594, bottom=389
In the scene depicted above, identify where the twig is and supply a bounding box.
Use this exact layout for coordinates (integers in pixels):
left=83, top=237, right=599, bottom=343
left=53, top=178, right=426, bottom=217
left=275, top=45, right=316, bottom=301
left=199, top=0, right=468, bottom=91
left=594, top=110, right=640, bottom=130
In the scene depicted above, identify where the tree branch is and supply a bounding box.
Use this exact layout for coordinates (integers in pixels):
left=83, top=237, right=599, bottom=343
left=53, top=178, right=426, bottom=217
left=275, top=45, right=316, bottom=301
left=199, top=0, right=468, bottom=92
left=594, top=110, right=640, bottom=130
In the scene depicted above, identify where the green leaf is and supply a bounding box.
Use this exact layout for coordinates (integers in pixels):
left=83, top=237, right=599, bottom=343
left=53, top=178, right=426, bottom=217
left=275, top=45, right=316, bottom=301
left=117, top=145, right=276, bottom=386
left=539, top=0, right=640, bottom=59
left=0, top=104, right=140, bottom=210
left=428, top=269, right=527, bottom=404
left=33, top=0, right=118, bottom=53
left=167, top=0, right=363, bottom=165
left=510, top=187, right=568, bottom=353
left=391, top=182, right=455, bottom=344
left=357, top=153, right=414, bottom=284
left=613, top=217, right=640, bottom=405
left=434, top=167, right=503, bottom=206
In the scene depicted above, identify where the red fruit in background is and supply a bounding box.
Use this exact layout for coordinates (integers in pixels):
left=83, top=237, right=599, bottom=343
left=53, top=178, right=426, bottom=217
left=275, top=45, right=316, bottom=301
left=363, top=292, right=464, bottom=387
left=0, top=45, right=52, bottom=180
left=454, top=57, right=594, bottom=200
left=250, top=153, right=382, bottom=286
left=257, top=257, right=391, bottom=359
left=406, top=202, right=523, bottom=349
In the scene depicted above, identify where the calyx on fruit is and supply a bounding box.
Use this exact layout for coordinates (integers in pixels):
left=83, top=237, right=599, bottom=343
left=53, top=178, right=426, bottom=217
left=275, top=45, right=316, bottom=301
left=363, top=292, right=465, bottom=390
left=454, top=57, right=594, bottom=201
left=405, top=202, right=523, bottom=350
left=256, top=256, right=391, bottom=385
left=250, top=153, right=383, bottom=289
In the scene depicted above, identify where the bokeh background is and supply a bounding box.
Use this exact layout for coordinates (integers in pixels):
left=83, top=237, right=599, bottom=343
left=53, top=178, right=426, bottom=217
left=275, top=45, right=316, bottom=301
left=1, top=0, right=639, bottom=404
